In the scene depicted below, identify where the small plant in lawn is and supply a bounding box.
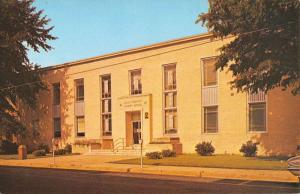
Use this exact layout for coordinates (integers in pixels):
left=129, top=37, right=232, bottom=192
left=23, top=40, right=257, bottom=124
left=37, top=143, right=50, bottom=153
left=195, top=141, right=215, bottom=156
left=240, top=141, right=259, bottom=157
left=162, top=149, right=176, bottom=157
left=145, top=151, right=163, bottom=159
left=64, top=144, right=72, bottom=154
left=32, top=149, right=46, bottom=157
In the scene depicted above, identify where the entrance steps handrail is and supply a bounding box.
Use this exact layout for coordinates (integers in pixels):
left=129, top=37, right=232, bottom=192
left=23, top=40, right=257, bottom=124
left=112, top=138, right=125, bottom=152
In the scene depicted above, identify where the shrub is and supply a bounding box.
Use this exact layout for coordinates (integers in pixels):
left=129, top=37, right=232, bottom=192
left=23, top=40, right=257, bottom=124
left=240, top=141, right=259, bottom=157
left=195, top=141, right=215, bottom=156
left=145, top=151, right=163, bottom=159
left=54, top=149, right=66, bottom=155
left=64, top=144, right=72, bottom=154
left=32, top=149, right=46, bottom=157
left=162, top=149, right=176, bottom=157
left=37, top=143, right=50, bottom=153
left=0, top=140, right=18, bottom=154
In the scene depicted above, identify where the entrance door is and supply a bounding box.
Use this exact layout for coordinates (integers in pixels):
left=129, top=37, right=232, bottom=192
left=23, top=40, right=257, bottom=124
left=125, top=111, right=141, bottom=146
left=132, top=121, right=141, bottom=144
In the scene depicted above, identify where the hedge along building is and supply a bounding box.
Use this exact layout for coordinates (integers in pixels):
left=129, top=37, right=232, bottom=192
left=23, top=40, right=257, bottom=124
left=26, top=32, right=300, bottom=155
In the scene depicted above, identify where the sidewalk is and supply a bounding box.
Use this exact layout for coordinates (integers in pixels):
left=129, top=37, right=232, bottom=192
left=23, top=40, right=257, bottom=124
left=0, top=154, right=298, bottom=183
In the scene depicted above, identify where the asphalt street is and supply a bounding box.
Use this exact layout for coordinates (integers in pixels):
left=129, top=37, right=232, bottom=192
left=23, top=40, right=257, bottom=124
left=0, top=166, right=299, bottom=194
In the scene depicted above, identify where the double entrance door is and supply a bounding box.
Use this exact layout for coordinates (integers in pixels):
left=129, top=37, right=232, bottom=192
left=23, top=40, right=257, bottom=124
left=132, top=120, right=141, bottom=144
left=126, top=111, right=141, bottom=146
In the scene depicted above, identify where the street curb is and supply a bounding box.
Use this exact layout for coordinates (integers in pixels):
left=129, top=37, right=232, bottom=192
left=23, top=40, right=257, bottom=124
left=0, top=162, right=298, bottom=183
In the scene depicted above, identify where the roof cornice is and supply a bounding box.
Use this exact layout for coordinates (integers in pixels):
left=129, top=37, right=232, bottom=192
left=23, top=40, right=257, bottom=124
left=42, top=32, right=213, bottom=71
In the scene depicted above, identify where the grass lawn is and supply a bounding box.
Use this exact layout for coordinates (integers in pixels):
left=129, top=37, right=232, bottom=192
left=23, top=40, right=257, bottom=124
left=114, top=154, right=288, bottom=170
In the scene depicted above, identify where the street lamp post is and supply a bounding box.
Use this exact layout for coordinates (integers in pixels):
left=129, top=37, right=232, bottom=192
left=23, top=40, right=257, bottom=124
left=140, top=138, right=143, bottom=168
left=52, top=138, right=55, bottom=166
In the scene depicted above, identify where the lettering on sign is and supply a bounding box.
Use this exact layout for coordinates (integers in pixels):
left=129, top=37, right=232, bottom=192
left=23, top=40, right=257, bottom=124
left=122, top=99, right=143, bottom=108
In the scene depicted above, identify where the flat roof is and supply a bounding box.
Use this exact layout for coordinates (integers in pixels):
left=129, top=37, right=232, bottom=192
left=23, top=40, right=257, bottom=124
left=42, top=32, right=213, bottom=71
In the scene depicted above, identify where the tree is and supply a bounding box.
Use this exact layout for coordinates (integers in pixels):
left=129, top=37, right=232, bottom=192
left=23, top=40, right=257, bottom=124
left=197, top=0, right=299, bottom=95
left=0, top=0, right=56, bottom=139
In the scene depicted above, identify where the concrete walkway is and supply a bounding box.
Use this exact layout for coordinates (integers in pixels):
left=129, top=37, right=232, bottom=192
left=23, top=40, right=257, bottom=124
left=0, top=154, right=298, bottom=183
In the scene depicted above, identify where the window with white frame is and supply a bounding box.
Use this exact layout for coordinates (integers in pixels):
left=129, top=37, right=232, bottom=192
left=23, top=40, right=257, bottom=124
left=203, top=58, right=217, bottom=86
left=163, top=64, right=177, bottom=134
left=76, top=116, right=85, bottom=137
left=130, top=69, right=142, bottom=95
left=101, top=75, right=112, bottom=136
left=248, top=91, right=266, bottom=132
left=75, top=79, right=84, bottom=101
left=164, top=65, right=176, bottom=90
left=202, top=57, right=218, bottom=133
left=204, top=106, right=218, bottom=133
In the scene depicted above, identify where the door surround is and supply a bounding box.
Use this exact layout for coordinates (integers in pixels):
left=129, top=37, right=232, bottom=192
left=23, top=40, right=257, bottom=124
left=125, top=111, right=141, bottom=147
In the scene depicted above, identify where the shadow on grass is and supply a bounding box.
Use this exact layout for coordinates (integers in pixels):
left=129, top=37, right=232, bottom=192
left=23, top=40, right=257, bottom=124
left=0, top=153, right=80, bottom=160
left=254, top=155, right=290, bottom=161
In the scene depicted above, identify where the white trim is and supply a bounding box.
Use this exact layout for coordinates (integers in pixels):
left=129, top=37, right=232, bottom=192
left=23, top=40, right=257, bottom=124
left=162, top=63, right=178, bottom=136
left=129, top=68, right=142, bottom=95
left=201, top=56, right=219, bottom=88
left=100, top=74, right=112, bottom=137
left=246, top=93, right=268, bottom=134
left=200, top=56, right=219, bottom=134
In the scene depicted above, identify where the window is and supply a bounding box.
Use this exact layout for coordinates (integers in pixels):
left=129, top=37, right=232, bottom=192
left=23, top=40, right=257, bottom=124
left=101, top=75, right=112, bottom=136
left=102, top=114, right=112, bottom=135
left=163, top=64, right=177, bottom=134
left=130, top=69, right=142, bottom=95
left=204, top=106, right=218, bottom=133
left=203, top=58, right=217, bottom=86
left=164, top=92, right=177, bottom=108
left=102, top=99, right=111, bottom=113
left=53, top=83, right=60, bottom=105
left=76, top=116, right=85, bottom=137
left=101, top=75, right=111, bottom=98
left=164, top=109, right=177, bottom=133
left=75, top=79, right=84, bottom=101
left=248, top=91, right=267, bottom=132
left=53, top=118, right=61, bottom=138
left=52, top=83, right=61, bottom=138
left=164, top=65, right=176, bottom=90
left=202, top=57, right=218, bottom=133
left=249, top=103, right=266, bottom=132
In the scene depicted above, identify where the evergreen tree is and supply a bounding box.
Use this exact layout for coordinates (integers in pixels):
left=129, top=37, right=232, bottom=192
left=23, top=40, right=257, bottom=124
left=0, top=0, right=56, bottom=138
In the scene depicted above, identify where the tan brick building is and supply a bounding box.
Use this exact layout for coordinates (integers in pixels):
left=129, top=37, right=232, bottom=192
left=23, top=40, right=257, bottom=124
left=23, top=33, right=300, bottom=156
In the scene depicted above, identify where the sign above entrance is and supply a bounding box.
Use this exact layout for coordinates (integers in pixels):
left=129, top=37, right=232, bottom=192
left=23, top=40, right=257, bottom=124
left=118, top=94, right=152, bottom=114
left=121, top=99, right=143, bottom=108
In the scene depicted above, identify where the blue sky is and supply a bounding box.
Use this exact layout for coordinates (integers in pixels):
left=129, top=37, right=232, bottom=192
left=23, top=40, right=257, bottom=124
left=30, top=0, right=209, bottom=67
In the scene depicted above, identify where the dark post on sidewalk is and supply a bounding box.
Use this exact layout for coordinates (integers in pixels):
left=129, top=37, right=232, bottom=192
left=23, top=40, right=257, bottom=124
left=18, top=145, right=27, bottom=160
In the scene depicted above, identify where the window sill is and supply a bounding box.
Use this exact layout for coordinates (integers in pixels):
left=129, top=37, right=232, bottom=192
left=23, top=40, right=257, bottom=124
left=202, top=85, right=218, bottom=89
left=130, top=93, right=143, bottom=96
left=247, top=130, right=268, bottom=134
left=201, top=131, right=219, bottom=135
